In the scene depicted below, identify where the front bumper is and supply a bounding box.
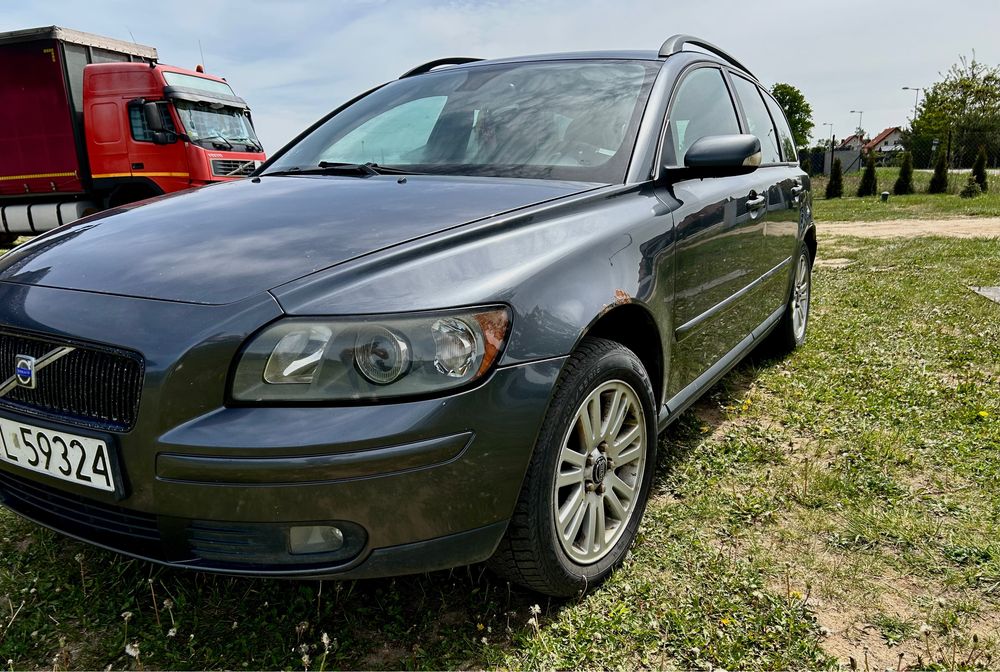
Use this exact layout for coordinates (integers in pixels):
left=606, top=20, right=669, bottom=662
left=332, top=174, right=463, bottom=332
left=0, top=282, right=565, bottom=578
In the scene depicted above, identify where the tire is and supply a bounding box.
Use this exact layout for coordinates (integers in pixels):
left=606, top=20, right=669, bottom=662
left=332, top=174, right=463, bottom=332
left=489, top=337, right=658, bottom=597
left=762, top=241, right=812, bottom=356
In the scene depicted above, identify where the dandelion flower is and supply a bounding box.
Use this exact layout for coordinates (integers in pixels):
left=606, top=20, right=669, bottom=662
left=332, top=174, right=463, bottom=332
left=163, top=598, right=174, bottom=610
left=121, top=611, right=133, bottom=622
left=476, top=623, right=485, bottom=631
left=919, top=623, right=932, bottom=636
left=167, top=628, right=177, bottom=638
left=529, top=604, right=541, bottom=616
left=125, top=642, right=139, bottom=658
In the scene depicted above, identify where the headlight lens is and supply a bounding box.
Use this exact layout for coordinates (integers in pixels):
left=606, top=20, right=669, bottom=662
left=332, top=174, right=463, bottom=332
left=232, top=306, right=510, bottom=402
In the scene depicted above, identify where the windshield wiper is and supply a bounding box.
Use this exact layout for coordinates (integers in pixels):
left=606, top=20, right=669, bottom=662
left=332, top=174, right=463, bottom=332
left=230, top=136, right=264, bottom=153
left=196, top=134, right=233, bottom=150
left=265, top=162, right=420, bottom=178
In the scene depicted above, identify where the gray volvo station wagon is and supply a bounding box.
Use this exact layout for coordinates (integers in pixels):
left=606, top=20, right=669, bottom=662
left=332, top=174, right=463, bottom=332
left=0, top=35, right=814, bottom=596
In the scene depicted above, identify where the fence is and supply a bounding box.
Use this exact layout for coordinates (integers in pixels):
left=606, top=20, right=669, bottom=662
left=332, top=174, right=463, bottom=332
left=801, top=129, right=1000, bottom=177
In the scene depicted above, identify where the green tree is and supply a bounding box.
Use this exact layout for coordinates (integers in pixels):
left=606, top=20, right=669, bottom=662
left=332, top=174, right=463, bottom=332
left=902, top=55, right=1000, bottom=168
left=826, top=158, right=844, bottom=199
left=928, top=152, right=949, bottom=193
left=857, top=154, right=878, bottom=197
left=893, top=152, right=915, bottom=195
left=960, top=174, right=982, bottom=198
left=973, top=145, right=989, bottom=192
left=771, top=83, right=814, bottom=148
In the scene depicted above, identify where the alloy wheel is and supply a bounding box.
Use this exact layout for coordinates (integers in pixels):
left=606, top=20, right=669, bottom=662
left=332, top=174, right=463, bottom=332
left=552, top=379, right=647, bottom=564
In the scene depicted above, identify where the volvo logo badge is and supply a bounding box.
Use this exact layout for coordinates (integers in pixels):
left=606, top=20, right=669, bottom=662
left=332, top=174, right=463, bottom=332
left=592, top=455, right=608, bottom=484
left=15, top=355, right=36, bottom=389
left=0, top=346, right=75, bottom=399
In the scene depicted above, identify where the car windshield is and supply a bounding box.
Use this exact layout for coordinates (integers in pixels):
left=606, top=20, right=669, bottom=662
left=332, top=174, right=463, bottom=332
left=264, top=60, right=660, bottom=183
left=173, top=100, right=262, bottom=151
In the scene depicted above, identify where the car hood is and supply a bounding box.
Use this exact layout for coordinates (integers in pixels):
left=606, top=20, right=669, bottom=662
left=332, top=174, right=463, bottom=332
left=0, top=175, right=601, bottom=305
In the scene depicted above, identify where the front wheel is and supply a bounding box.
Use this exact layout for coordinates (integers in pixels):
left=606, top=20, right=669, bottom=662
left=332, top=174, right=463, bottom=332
left=489, top=338, right=657, bottom=597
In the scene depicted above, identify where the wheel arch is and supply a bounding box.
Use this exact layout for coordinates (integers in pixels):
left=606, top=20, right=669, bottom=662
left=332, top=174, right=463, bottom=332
left=576, top=303, right=665, bottom=409
left=804, top=223, right=817, bottom=262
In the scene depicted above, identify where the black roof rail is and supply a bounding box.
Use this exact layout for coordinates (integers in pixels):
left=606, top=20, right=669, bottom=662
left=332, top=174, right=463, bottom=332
left=399, top=57, right=483, bottom=79
left=658, top=34, right=756, bottom=80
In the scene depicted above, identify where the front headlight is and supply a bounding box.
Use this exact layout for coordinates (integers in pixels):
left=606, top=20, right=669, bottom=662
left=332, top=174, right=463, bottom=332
left=231, top=306, right=511, bottom=402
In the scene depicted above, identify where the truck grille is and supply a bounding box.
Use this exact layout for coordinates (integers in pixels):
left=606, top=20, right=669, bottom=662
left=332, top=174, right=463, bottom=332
left=211, top=159, right=255, bottom=177
left=0, top=331, right=143, bottom=432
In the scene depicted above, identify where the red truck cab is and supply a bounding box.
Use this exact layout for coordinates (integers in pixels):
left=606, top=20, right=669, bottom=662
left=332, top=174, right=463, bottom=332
left=85, top=62, right=265, bottom=205
left=0, top=26, right=265, bottom=245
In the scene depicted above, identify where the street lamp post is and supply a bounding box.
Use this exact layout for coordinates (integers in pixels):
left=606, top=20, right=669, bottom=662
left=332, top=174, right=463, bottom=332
left=902, top=86, right=922, bottom=121
left=850, top=110, right=864, bottom=144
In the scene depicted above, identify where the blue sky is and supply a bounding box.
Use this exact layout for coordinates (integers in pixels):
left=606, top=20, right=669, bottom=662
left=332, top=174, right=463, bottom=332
left=4, top=0, right=998, bottom=152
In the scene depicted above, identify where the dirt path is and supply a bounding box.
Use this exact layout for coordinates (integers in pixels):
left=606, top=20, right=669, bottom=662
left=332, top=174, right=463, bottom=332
left=820, top=217, right=1000, bottom=239
left=816, top=217, right=1000, bottom=238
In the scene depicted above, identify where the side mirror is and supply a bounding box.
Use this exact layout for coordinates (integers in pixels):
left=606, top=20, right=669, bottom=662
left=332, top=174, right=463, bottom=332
left=143, top=101, right=164, bottom=132
left=682, top=134, right=762, bottom=176
left=151, top=131, right=176, bottom=145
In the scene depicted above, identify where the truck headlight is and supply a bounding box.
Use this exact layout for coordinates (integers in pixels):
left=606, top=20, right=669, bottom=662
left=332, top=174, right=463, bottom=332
left=231, top=306, right=511, bottom=402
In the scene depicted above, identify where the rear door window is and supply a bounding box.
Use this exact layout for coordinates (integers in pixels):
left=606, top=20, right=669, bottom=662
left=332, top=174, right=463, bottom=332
left=730, top=75, right=782, bottom=164
left=762, top=92, right=798, bottom=162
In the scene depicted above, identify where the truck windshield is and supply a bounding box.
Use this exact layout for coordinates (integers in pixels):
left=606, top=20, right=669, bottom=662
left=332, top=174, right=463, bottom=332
left=264, top=60, right=660, bottom=183
left=173, top=101, right=262, bottom=152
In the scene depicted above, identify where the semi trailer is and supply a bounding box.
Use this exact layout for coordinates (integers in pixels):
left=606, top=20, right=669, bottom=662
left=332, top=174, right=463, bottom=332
left=0, top=26, right=266, bottom=246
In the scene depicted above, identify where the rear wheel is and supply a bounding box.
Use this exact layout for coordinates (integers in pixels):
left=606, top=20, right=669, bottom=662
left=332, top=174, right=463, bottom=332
left=762, top=241, right=812, bottom=355
left=489, top=338, right=657, bottom=596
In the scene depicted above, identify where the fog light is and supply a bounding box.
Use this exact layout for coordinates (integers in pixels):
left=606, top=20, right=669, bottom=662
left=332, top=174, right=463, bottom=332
left=288, top=525, right=345, bottom=555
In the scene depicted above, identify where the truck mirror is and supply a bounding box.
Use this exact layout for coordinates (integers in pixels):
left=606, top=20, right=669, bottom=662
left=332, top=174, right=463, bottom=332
left=143, top=102, right=164, bottom=132
left=151, top=131, right=176, bottom=145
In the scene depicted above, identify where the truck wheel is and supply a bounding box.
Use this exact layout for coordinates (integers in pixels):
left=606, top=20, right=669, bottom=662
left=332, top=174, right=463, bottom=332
left=489, top=338, right=657, bottom=597
left=762, top=242, right=812, bottom=356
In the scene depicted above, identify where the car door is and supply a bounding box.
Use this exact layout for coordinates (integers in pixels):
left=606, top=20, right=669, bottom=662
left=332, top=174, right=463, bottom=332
left=125, top=100, right=190, bottom=193
left=659, top=66, right=767, bottom=398
left=762, top=89, right=808, bottom=303
left=730, top=74, right=803, bottom=314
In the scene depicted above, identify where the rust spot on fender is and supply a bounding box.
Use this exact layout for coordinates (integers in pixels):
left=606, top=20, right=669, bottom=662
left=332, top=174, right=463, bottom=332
left=613, top=289, right=632, bottom=305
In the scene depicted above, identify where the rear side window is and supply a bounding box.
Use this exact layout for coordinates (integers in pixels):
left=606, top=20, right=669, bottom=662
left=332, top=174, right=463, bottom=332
left=762, top=92, right=798, bottom=162
left=666, top=67, right=741, bottom=165
left=730, top=75, right=781, bottom=164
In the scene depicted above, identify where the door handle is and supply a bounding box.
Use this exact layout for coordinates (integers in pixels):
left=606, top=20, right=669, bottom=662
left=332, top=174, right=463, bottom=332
left=791, top=184, right=804, bottom=204
left=132, top=163, right=144, bottom=170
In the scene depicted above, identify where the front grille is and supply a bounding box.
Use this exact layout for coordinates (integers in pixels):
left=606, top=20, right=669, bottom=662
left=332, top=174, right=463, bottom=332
left=0, top=468, right=160, bottom=544
left=0, top=330, right=143, bottom=431
left=211, top=159, right=255, bottom=177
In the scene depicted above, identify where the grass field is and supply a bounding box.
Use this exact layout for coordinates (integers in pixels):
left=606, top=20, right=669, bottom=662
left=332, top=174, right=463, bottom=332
left=811, top=167, right=1000, bottom=222
left=1, top=229, right=999, bottom=669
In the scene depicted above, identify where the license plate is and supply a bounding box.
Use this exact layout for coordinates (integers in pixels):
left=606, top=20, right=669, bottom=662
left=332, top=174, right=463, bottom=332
left=0, top=416, right=115, bottom=492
